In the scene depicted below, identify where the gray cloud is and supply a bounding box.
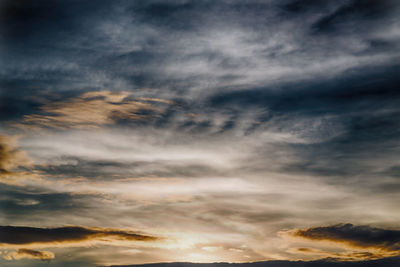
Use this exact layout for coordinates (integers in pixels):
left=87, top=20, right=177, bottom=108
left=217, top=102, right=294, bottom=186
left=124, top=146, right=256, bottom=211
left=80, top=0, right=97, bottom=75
left=0, top=225, right=159, bottom=245
left=0, top=184, right=94, bottom=224
left=292, top=224, right=400, bottom=252
left=1, top=0, right=398, bottom=104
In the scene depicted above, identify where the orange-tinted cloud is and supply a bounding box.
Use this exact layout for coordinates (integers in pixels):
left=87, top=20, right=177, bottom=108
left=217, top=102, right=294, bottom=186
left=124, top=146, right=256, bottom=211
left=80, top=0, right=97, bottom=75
left=0, top=135, right=30, bottom=174
left=15, top=91, right=174, bottom=130
left=0, top=135, right=36, bottom=185
left=292, top=223, right=400, bottom=250
left=0, top=225, right=161, bottom=248
left=291, top=247, right=379, bottom=261
left=3, top=248, right=55, bottom=261
left=289, top=223, right=400, bottom=260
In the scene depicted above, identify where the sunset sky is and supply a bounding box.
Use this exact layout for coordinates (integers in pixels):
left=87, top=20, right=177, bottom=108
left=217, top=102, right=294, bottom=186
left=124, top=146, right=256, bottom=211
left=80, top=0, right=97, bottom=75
left=1, top=0, right=400, bottom=266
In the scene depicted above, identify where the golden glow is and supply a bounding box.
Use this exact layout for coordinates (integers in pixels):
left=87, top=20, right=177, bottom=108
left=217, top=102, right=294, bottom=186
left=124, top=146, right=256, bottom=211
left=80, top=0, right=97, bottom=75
left=14, top=91, right=173, bottom=130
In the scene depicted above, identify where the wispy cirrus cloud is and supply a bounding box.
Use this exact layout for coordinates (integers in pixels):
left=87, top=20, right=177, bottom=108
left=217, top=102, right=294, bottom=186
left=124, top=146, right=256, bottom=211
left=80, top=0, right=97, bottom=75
left=14, top=91, right=174, bottom=130
left=3, top=248, right=55, bottom=261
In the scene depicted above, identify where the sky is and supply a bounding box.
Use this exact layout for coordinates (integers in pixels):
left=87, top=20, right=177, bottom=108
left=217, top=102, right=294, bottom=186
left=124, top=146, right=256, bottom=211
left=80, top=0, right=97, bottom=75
left=0, top=0, right=400, bottom=266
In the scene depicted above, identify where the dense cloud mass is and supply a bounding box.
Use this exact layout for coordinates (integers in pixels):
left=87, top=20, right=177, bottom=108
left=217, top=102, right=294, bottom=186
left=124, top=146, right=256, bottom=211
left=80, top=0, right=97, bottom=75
left=292, top=224, right=400, bottom=251
left=289, top=224, right=400, bottom=259
left=0, top=225, right=159, bottom=245
left=0, top=0, right=400, bottom=266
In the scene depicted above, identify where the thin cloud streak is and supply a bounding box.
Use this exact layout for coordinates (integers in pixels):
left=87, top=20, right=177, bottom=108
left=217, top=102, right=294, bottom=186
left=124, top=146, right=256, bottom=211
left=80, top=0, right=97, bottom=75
left=3, top=248, right=55, bottom=261
left=0, top=225, right=161, bottom=247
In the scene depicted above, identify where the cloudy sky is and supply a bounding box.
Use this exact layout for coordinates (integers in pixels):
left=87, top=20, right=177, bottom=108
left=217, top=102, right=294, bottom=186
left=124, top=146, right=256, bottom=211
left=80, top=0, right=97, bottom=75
left=0, top=0, right=400, bottom=266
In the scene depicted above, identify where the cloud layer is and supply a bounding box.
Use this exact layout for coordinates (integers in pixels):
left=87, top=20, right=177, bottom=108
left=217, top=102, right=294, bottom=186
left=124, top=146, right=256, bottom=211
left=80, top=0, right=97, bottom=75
left=0, top=0, right=399, bottom=266
left=289, top=224, right=400, bottom=260
left=15, top=91, right=173, bottom=130
left=292, top=224, right=400, bottom=251
left=3, top=248, right=55, bottom=261
left=0, top=225, right=159, bottom=246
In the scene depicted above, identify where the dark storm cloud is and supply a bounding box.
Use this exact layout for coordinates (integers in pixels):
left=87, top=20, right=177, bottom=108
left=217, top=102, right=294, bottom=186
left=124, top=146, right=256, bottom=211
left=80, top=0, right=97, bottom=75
left=292, top=224, right=400, bottom=252
left=0, top=225, right=159, bottom=245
